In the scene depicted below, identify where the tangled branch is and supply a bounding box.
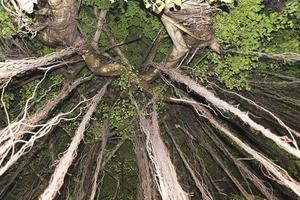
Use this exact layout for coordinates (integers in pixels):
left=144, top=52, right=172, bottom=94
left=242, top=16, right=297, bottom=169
left=157, top=66, right=300, bottom=159
left=138, top=103, right=189, bottom=200
left=0, top=47, right=78, bottom=84
left=193, top=104, right=300, bottom=197
left=0, top=74, right=92, bottom=176
left=40, top=81, right=110, bottom=200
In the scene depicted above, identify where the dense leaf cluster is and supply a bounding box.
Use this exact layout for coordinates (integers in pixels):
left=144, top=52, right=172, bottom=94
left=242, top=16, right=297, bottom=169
left=192, top=0, right=300, bottom=89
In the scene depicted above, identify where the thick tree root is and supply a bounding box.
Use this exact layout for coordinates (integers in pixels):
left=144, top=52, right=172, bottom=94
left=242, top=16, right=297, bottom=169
left=40, top=81, right=109, bottom=200
left=157, top=66, right=300, bottom=159
left=0, top=76, right=91, bottom=176
left=0, top=47, right=77, bottom=84
left=165, top=123, right=214, bottom=200
left=139, top=108, right=189, bottom=200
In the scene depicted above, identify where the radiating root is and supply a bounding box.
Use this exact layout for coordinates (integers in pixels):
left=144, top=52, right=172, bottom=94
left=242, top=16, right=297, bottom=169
left=178, top=123, right=255, bottom=200
left=157, top=66, right=300, bottom=159
left=199, top=122, right=279, bottom=200
left=132, top=130, right=158, bottom=200
left=193, top=104, right=300, bottom=197
left=40, top=81, right=110, bottom=200
left=0, top=47, right=77, bottom=83
left=88, top=119, right=109, bottom=200
left=210, top=82, right=300, bottom=141
left=0, top=75, right=92, bottom=176
left=138, top=103, right=189, bottom=200
left=164, top=123, right=214, bottom=200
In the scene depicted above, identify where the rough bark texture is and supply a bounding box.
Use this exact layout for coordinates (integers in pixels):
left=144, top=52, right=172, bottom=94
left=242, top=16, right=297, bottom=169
left=139, top=109, right=189, bottom=200
left=157, top=66, right=300, bottom=159
left=141, top=0, right=218, bottom=81
left=0, top=47, right=77, bottom=83
left=194, top=104, right=300, bottom=197
left=37, top=0, right=124, bottom=76
left=0, top=76, right=91, bottom=176
left=40, top=82, right=109, bottom=200
left=132, top=131, right=158, bottom=200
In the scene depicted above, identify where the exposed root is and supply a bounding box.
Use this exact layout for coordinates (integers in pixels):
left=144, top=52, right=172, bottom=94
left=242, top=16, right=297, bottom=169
left=209, top=82, right=300, bottom=140
left=192, top=103, right=300, bottom=197
left=88, top=119, right=109, bottom=200
left=173, top=121, right=254, bottom=200
left=138, top=104, right=189, bottom=200
left=0, top=47, right=77, bottom=83
left=40, top=81, right=110, bottom=200
left=164, top=123, right=213, bottom=200
left=200, top=122, right=279, bottom=200
left=0, top=75, right=92, bottom=176
left=132, top=130, right=158, bottom=200
left=157, top=66, right=300, bottom=159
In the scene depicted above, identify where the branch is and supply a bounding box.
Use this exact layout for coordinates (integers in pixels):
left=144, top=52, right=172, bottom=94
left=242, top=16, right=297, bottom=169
left=200, top=122, right=279, bottom=200
left=0, top=76, right=92, bottom=176
left=0, top=47, right=78, bottom=83
left=88, top=119, right=109, bottom=200
left=40, top=81, right=110, bottom=200
left=209, top=82, right=300, bottom=140
left=170, top=121, right=254, bottom=200
left=138, top=103, right=189, bottom=200
left=222, top=49, right=300, bottom=62
left=164, top=123, right=214, bottom=200
left=167, top=96, right=300, bottom=197
left=193, top=104, right=300, bottom=197
left=132, top=130, right=158, bottom=200
left=156, top=65, right=300, bottom=159
left=91, top=8, right=107, bottom=50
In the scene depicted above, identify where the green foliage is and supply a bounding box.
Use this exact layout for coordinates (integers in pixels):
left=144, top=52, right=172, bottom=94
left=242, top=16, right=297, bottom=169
left=0, top=7, right=17, bottom=38
left=81, top=0, right=112, bottom=10
left=0, top=92, right=14, bottom=109
left=113, top=67, right=141, bottom=90
left=230, top=194, right=246, bottom=200
left=109, top=98, right=136, bottom=139
left=192, top=0, right=300, bottom=90
left=108, top=0, right=161, bottom=42
left=16, top=74, right=64, bottom=111
left=78, top=7, right=98, bottom=41
left=100, top=142, right=138, bottom=199
left=86, top=94, right=137, bottom=141
left=30, top=38, right=57, bottom=55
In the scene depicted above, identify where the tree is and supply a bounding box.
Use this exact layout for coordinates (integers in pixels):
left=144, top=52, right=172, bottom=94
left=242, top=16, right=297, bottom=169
left=0, top=0, right=299, bottom=199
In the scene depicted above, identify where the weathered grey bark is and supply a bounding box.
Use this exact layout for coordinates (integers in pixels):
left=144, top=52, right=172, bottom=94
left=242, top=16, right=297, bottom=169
left=0, top=47, right=77, bottom=83
left=157, top=66, right=300, bottom=159
left=185, top=125, right=255, bottom=200
left=139, top=109, right=189, bottom=200
left=193, top=104, right=300, bottom=197
left=132, top=131, right=158, bottom=200
left=0, top=76, right=92, bottom=176
left=165, top=123, right=214, bottom=200
left=88, top=120, right=110, bottom=200
left=190, top=116, right=280, bottom=200
left=40, top=82, right=110, bottom=200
